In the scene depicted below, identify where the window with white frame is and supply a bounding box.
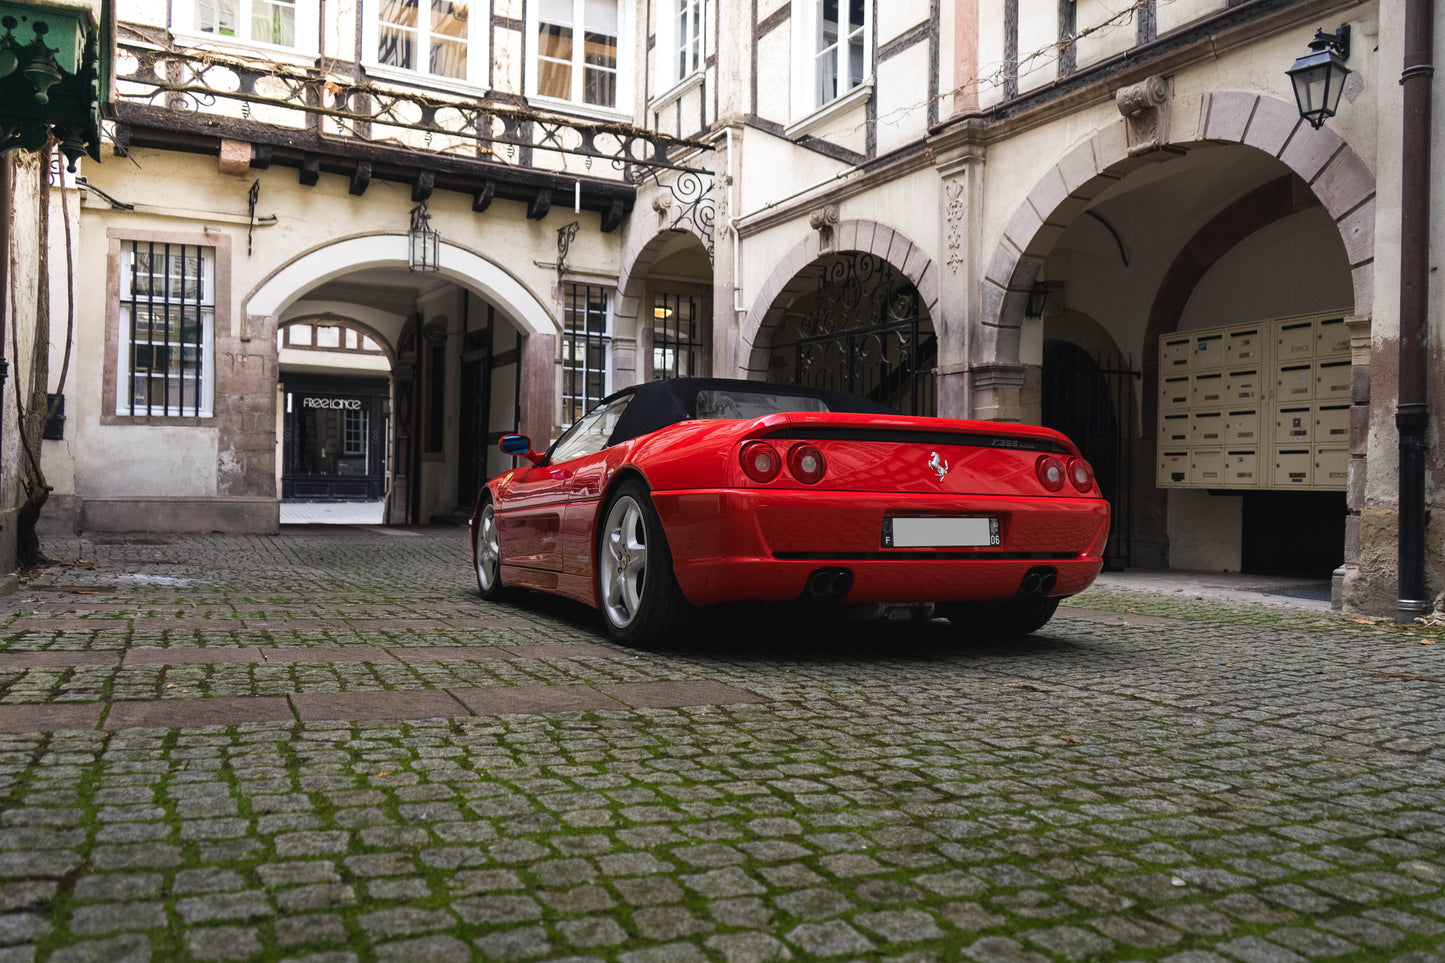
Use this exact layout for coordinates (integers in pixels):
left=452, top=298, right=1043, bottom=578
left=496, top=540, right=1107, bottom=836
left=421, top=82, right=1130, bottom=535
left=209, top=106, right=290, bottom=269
left=176, top=0, right=316, bottom=50
left=117, top=242, right=215, bottom=417
left=375, top=0, right=471, bottom=81
left=561, top=284, right=612, bottom=425
left=673, top=0, right=702, bottom=82
left=792, top=0, right=870, bottom=116
left=532, top=0, right=621, bottom=109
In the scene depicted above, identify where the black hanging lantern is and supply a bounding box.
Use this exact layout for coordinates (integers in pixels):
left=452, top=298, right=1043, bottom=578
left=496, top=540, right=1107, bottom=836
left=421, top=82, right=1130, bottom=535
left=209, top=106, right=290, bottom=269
left=1025, top=281, right=1049, bottom=318
left=1287, top=24, right=1351, bottom=130
left=408, top=199, right=440, bottom=272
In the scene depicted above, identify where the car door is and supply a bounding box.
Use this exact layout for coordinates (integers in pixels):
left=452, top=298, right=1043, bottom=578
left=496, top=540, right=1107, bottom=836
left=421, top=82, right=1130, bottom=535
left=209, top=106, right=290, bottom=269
left=496, top=396, right=630, bottom=574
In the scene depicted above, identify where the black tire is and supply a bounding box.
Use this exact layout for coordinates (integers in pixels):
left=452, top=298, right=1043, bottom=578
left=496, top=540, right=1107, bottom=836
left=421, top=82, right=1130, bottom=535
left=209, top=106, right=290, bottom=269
left=595, top=479, right=697, bottom=647
left=944, top=596, right=1060, bottom=637
left=474, top=497, right=510, bottom=601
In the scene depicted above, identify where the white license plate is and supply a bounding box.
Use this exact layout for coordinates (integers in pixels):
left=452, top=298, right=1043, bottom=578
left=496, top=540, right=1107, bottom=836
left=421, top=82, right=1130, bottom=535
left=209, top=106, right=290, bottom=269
left=884, top=516, right=1000, bottom=548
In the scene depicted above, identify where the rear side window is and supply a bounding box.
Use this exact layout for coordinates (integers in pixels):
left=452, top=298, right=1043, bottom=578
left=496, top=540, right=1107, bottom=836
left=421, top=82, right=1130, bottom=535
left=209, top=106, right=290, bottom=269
left=695, top=390, right=832, bottom=420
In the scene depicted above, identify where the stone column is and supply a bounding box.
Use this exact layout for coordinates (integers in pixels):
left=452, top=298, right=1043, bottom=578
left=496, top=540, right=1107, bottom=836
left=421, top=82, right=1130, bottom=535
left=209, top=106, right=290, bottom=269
left=933, top=130, right=985, bottom=419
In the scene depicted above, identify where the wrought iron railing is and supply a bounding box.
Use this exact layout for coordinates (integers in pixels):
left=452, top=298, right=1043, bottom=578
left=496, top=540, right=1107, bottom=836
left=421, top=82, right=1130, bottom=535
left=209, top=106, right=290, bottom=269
left=111, top=31, right=712, bottom=177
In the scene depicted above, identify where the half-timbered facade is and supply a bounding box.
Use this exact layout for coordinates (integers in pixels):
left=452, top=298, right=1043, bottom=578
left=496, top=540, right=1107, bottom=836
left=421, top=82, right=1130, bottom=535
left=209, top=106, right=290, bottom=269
left=19, top=0, right=1442, bottom=617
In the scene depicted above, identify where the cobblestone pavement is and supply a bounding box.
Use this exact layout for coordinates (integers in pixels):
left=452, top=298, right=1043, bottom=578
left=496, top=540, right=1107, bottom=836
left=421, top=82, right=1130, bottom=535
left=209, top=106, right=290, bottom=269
left=0, top=526, right=1442, bottom=962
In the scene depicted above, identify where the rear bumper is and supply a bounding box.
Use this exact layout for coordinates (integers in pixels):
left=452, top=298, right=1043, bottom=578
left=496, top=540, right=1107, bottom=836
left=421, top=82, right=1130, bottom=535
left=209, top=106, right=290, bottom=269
left=651, top=488, right=1109, bottom=607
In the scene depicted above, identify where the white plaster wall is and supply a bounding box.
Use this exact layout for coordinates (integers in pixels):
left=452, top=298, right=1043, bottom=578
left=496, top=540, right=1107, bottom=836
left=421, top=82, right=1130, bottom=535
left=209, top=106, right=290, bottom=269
left=878, top=0, right=930, bottom=45
left=1167, top=489, right=1244, bottom=572
left=874, top=50, right=931, bottom=157
left=1157, top=0, right=1229, bottom=36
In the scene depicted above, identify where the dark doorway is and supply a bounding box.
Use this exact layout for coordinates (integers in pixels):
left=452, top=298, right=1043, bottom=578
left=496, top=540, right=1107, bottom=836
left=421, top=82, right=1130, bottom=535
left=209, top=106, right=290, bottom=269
left=281, top=375, right=388, bottom=500
left=1241, top=491, right=1346, bottom=577
left=457, top=326, right=491, bottom=510
left=1041, top=341, right=1138, bottom=569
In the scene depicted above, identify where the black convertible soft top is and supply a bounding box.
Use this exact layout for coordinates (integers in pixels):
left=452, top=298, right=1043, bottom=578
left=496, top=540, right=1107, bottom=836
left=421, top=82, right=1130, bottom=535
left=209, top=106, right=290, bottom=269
left=604, top=378, right=898, bottom=448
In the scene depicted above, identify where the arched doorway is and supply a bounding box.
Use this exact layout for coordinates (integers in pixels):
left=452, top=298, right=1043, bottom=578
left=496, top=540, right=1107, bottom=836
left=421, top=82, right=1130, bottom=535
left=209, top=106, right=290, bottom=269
left=765, top=251, right=937, bottom=415
left=277, top=318, right=392, bottom=507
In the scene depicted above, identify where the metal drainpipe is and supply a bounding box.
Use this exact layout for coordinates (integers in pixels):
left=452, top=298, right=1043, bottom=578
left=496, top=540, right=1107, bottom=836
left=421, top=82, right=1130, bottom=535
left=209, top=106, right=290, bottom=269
left=1397, top=0, right=1434, bottom=622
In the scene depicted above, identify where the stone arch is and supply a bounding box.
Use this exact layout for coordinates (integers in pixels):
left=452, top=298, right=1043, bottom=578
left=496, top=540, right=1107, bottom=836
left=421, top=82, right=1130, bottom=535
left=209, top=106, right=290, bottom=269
left=980, top=92, right=1375, bottom=372
left=246, top=234, right=556, bottom=337
left=614, top=227, right=714, bottom=381
left=739, top=219, right=940, bottom=376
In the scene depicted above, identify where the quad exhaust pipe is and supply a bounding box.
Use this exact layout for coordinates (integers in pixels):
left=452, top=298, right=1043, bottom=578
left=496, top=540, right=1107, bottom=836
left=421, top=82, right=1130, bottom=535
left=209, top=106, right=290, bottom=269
left=1019, top=567, right=1058, bottom=597
left=804, top=567, right=854, bottom=600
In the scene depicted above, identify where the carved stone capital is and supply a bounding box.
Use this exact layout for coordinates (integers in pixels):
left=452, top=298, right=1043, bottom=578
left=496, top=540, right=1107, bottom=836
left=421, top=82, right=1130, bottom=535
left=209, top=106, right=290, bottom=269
left=809, top=204, right=840, bottom=231
left=1114, top=75, right=1171, bottom=156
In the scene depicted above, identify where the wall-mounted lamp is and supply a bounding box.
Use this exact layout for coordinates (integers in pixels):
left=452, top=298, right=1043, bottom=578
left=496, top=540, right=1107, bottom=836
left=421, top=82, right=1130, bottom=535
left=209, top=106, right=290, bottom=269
left=1025, top=281, right=1049, bottom=318
left=653, top=304, right=673, bottom=319
left=1287, top=24, right=1351, bottom=130
left=408, top=199, right=439, bottom=272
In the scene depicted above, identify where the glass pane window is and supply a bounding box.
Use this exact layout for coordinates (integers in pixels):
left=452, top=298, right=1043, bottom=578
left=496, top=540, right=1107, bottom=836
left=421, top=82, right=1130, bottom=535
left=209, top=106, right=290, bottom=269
left=118, top=242, right=214, bottom=418
left=652, top=293, right=703, bottom=380
left=675, top=0, right=702, bottom=79
left=813, top=0, right=866, bottom=107
left=194, top=0, right=298, bottom=46
left=561, top=285, right=612, bottom=425
left=536, top=0, right=619, bottom=107
left=377, top=0, right=469, bottom=79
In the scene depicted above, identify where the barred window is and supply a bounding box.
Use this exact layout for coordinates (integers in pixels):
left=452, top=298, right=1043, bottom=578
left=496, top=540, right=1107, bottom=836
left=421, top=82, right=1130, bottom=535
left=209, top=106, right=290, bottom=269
left=652, top=293, right=703, bottom=380
left=561, top=284, right=611, bottom=425
left=117, top=242, right=215, bottom=417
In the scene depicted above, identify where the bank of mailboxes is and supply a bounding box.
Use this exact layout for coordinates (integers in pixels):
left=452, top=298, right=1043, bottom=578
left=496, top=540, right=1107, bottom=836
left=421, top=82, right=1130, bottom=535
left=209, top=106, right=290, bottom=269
left=1157, top=315, right=1349, bottom=491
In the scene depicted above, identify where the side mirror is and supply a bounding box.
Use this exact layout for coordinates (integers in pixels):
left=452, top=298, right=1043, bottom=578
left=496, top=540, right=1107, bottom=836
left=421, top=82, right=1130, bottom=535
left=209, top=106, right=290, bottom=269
left=499, top=433, right=546, bottom=466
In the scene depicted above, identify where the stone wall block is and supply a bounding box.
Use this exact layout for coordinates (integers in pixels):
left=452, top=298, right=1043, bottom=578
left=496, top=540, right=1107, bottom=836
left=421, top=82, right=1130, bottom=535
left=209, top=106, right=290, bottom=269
left=1351, top=263, right=1374, bottom=316
left=1312, top=149, right=1376, bottom=221
left=1280, top=125, right=1344, bottom=183
left=1203, top=92, right=1257, bottom=143
left=915, top=262, right=940, bottom=319
left=1090, top=120, right=1129, bottom=172
left=1002, top=200, right=1043, bottom=253
left=835, top=221, right=858, bottom=252
left=983, top=241, right=1020, bottom=290
left=1350, top=405, right=1371, bottom=455
left=1027, top=167, right=1069, bottom=225
left=1242, top=96, right=1302, bottom=159
left=1056, top=143, right=1100, bottom=195
left=1336, top=198, right=1376, bottom=267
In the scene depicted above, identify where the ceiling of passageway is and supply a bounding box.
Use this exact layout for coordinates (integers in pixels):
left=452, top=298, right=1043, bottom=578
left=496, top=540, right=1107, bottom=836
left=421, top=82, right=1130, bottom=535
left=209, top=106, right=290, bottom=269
left=306, top=269, right=454, bottom=319
left=1051, top=144, right=1313, bottom=264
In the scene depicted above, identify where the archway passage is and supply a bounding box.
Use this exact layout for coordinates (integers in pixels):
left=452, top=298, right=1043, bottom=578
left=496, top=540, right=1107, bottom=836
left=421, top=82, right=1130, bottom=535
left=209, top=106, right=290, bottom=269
left=1042, top=340, right=1136, bottom=569
left=277, top=319, right=392, bottom=504
left=767, top=252, right=938, bottom=415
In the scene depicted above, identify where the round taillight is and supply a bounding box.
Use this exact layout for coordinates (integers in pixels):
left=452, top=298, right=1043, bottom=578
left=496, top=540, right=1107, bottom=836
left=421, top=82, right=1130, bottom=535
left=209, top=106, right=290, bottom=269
left=1036, top=455, right=1066, bottom=492
left=788, top=444, right=827, bottom=484
left=1067, top=457, right=1094, bottom=493
left=740, top=441, right=782, bottom=483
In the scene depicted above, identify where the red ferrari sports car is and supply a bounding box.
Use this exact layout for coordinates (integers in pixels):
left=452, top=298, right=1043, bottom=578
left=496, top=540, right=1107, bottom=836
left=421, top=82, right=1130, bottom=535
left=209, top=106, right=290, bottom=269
left=470, top=378, right=1110, bottom=647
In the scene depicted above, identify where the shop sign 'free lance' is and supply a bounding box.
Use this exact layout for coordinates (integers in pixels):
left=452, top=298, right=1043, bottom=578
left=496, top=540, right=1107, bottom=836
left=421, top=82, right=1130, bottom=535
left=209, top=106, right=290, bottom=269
left=302, top=397, right=364, bottom=410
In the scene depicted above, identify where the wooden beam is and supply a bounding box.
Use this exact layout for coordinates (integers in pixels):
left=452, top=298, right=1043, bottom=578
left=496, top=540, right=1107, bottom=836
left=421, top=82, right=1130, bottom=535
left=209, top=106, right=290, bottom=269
left=299, top=155, right=320, bottom=186
left=527, top=188, right=551, bottom=220
left=412, top=171, right=434, bottom=203
left=472, top=180, right=495, bottom=213
left=600, top=196, right=626, bottom=233
left=250, top=144, right=273, bottom=170
left=349, top=161, right=372, bottom=196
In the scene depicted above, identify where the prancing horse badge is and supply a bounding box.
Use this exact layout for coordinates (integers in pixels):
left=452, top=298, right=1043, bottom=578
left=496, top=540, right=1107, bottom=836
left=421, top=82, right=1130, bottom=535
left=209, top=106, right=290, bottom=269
left=928, top=451, right=949, bottom=481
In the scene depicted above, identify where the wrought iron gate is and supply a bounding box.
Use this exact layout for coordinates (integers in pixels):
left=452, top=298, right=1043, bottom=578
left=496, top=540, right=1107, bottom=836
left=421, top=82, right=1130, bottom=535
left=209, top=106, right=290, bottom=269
left=782, top=253, right=937, bottom=416
left=1041, top=341, right=1138, bottom=569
